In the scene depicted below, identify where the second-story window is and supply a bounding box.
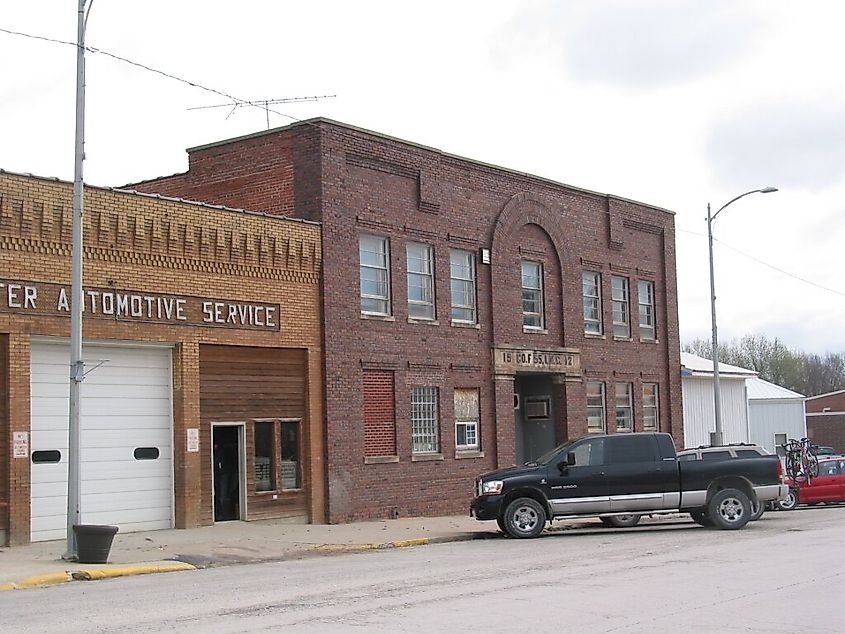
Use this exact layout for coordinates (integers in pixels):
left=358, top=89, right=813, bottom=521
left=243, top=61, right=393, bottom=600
left=582, top=271, right=602, bottom=335
left=586, top=381, right=606, bottom=433
left=643, top=383, right=659, bottom=431
left=638, top=280, right=656, bottom=340
left=611, top=275, right=630, bottom=338
left=521, top=260, right=544, bottom=329
left=407, top=242, right=435, bottom=319
left=450, top=249, right=477, bottom=323
left=359, top=235, right=391, bottom=315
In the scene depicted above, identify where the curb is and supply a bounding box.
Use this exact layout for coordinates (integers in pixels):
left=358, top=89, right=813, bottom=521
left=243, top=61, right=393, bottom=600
left=0, top=562, right=196, bottom=592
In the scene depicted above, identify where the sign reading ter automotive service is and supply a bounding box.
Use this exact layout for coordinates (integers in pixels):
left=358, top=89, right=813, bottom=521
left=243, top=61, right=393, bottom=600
left=0, top=279, right=280, bottom=331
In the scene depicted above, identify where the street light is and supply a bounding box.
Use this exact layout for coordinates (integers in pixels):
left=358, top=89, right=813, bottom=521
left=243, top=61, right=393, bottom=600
left=707, top=186, right=778, bottom=446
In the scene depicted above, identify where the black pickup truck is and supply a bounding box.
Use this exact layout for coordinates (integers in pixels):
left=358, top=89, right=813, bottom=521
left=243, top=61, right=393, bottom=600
left=470, top=432, right=787, bottom=538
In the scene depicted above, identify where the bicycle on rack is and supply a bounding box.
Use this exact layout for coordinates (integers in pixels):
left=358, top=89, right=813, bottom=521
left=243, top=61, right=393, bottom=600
left=781, top=437, right=819, bottom=484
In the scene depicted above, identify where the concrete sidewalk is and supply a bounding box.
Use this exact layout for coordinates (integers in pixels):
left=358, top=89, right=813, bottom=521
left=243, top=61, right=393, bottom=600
left=0, top=515, right=496, bottom=591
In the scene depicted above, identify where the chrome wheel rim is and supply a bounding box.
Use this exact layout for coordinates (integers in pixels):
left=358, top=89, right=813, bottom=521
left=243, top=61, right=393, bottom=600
left=717, top=496, right=745, bottom=523
left=513, top=505, right=539, bottom=533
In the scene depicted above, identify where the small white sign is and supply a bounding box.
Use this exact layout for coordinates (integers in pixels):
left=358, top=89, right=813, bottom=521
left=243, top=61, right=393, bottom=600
left=13, top=431, right=29, bottom=458
left=187, top=428, right=199, bottom=453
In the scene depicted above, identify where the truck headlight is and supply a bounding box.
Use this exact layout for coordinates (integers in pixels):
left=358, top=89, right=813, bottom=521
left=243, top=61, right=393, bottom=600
left=480, top=480, right=503, bottom=495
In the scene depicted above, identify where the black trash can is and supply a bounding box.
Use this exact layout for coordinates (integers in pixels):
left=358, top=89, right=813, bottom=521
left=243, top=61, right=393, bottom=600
left=73, top=524, right=119, bottom=564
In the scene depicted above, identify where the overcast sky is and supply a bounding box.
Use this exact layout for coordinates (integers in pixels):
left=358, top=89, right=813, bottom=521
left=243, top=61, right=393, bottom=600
left=2, top=1, right=844, bottom=355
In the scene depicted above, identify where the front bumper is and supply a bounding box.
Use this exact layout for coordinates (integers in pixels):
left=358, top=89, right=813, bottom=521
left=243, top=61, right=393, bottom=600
left=470, top=495, right=504, bottom=521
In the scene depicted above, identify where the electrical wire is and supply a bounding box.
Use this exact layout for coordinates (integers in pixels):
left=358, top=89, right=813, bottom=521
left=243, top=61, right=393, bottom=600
left=0, top=25, right=312, bottom=125
left=677, top=227, right=845, bottom=297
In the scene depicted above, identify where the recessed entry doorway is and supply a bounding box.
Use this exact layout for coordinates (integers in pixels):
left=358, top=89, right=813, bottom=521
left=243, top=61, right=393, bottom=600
left=514, top=374, right=556, bottom=465
left=212, top=424, right=246, bottom=522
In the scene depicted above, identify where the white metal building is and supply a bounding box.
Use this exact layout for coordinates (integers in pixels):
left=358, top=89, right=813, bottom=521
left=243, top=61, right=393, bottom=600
left=680, top=352, right=756, bottom=448
left=746, top=377, right=806, bottom=454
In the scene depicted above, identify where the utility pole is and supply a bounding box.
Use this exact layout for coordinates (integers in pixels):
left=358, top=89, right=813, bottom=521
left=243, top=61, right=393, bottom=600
left=65, top=0, right=91, bottom=561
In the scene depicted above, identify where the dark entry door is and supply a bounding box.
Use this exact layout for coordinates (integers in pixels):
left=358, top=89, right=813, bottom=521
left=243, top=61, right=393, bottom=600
left=213, top=425, right=242, bottom=522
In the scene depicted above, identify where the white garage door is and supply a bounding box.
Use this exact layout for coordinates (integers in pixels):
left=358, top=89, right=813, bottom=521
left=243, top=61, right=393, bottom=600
left=30, top=341, right=174, bottom=542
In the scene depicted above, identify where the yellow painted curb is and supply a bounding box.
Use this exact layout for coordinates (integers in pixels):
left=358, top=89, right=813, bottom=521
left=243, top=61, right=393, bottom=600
left=9, top=571, right=73, bottom=590
left=391, top=538, right=430, bottom=548
left=74, top=563, right=196, bottom=580
left=311, top=543, right=379, bottom=552
left=0, top=582, right=19, bottom=592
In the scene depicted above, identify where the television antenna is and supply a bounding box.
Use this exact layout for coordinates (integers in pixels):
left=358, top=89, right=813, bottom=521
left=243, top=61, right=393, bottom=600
left=188, top=94, right=336, bottom=129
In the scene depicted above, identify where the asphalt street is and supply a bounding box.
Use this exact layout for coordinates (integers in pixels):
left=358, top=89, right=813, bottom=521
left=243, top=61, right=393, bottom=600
left=2, top=506, right=843, bottom=633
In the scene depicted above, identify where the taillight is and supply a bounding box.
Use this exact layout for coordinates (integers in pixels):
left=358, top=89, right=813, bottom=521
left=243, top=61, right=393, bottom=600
left=777, top=460, right=784, bottom=482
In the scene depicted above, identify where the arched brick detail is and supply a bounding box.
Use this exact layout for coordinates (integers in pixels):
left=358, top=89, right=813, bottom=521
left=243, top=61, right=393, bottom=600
left=490, top=192, right=575, bottom=344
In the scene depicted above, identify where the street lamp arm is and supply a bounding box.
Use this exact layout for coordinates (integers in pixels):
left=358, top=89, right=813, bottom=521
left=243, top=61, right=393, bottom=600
left=712, top=187, right=778, bottom=222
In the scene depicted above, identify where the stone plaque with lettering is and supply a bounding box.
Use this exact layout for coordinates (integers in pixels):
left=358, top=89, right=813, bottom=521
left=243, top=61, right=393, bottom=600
left=493, top=345, right=581, bottom=376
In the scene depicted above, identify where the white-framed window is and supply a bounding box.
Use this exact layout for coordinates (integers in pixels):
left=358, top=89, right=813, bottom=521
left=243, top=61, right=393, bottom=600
left=638, top=280, right=656, bottom=340
left=454, top=388, right=479, bottom=450
left=642, top=383, right=659, bottom=431
left=450, top=249, right=477, bottom=323
left=611, top=275, right=630, bottom=338
left=615, top=382, right=633, bottom=431
left=407, top=242, right=435, bottom=319
left=582, top=271, right=603, bottom=335
left=360, top=235, right=391, bottom=315
left=586, top=381, right=606, bottom=433
left=411, top=386, right=439, bottom=453
left=521, top=260, right=544, bottom=329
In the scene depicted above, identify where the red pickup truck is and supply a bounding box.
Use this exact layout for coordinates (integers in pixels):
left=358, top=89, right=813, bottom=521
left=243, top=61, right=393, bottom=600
left=777, top=456, right=845, bottom=510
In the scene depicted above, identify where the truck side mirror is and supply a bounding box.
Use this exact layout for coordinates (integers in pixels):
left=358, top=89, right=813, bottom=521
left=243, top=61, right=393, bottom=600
left=567, top=452, right=577, bottom=466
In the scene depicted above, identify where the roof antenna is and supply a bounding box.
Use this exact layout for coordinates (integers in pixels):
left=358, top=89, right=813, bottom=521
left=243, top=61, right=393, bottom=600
left=188, top=94, right=336, bottom=129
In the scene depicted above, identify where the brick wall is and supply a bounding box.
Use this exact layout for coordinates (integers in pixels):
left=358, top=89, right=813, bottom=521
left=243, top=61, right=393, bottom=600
left=0, top=171, right=324, bottom=544
left=132, top=118, right=684, bottom=523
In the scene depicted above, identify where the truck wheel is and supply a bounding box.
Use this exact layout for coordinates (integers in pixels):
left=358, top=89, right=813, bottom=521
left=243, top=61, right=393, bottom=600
left=496, top=516, right=507, bottom=533
left=690, top=511, right=709, bottom=526
left=600, top=514, right=641, bottom=528
left=503, top=497, right=546, bottom=539
left=707, top=488, right=751, bottom=530
left=777, top=489, right=799, bottom=511
left=749, top=499, right=765, bottom=521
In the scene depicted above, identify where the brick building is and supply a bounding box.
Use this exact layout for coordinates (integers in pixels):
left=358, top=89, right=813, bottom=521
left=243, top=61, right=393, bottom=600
left=0, top=171, right=324, bottom=545
left=133, top=118, right=684, bottom=523
left=805, top=390, right=845, bottom=453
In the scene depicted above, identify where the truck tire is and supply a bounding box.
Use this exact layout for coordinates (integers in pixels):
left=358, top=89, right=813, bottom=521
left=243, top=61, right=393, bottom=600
left=777, top=489, right=799, bottom=511
left=599, top=514, right=641, bottom=528
left=707, top=488, right=751, bottom=530
left=496, top=516, right=507, bottom=533
left=749, top=499, right=765, bottom=521
left=503, top=497, right=546, bottom=539
left=690, top=510, right=714, bottom=527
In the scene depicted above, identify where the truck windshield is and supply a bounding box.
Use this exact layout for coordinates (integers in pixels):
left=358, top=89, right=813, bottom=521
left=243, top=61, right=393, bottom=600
left=532, top=441, right=575, bottom=466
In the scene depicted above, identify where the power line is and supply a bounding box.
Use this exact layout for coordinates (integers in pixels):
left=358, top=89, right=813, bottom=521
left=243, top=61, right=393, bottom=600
left=0, top=25, right=324, bottom=125
left=677, top=227, right=845, bottom=297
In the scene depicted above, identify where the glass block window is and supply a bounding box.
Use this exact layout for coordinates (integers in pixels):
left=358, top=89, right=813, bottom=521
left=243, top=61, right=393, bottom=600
left=411, top=386, right=439, bottom=453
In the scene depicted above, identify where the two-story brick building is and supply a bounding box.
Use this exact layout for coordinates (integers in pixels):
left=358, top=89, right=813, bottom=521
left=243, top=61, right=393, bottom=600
left=132, top=118, right=684, bottom=524
left=805, top=389, right=845, bottom=453
left=0, top=171, right=324, bottom=545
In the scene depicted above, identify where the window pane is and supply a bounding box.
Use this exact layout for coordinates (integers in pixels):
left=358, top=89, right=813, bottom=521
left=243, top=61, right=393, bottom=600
left=586, top=381, right=606, bottom=433
left=522, top=261, right=544, bottom=328
left=255, top=422, right=275, bottom=492
left=450, top=250, right=476, bottom=323
left=607, top=436, right=656, bottom=464
left=643, top=383, right=658, bottom=431
left=360, top=235, right=390, bottom=315
left=412, top=387, right=440, bottom=453
left=281, top=422, right=300, bottom=489
left=582, top=272, right=602, bottom=334
left=407, top=243, right=435, bottom=319
left=615, top=382, right=633, bottom=431
left=638, top=280, right=656, bottom=339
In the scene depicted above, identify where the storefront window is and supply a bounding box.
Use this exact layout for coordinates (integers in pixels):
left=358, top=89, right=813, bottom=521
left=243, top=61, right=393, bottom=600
left=254, top=422, right=275, bottom=492
left=281, top=421, right=301, bottom=490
